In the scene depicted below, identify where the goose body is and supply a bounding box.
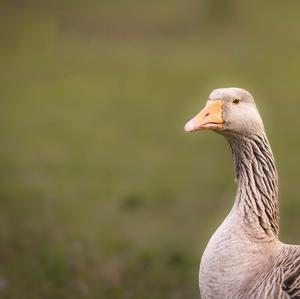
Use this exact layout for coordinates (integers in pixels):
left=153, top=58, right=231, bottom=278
left=185, top=88, right=300, bottom=298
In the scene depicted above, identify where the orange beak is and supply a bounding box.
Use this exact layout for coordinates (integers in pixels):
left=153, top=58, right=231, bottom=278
left=184, top=100, right=224, bottom=132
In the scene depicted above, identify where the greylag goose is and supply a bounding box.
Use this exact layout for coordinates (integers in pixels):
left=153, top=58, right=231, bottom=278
left=184, top=88, right=300, bottom=299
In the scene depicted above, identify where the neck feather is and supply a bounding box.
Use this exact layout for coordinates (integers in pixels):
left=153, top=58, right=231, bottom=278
left=227, top=133, right=279, bottom=240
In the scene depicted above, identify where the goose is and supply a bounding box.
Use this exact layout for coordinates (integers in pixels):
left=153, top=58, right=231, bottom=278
left=184, top=88, right=300, bottom=299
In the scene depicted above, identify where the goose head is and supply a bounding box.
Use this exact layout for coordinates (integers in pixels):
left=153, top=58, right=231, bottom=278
left=184, top=87, right=265, bottom=136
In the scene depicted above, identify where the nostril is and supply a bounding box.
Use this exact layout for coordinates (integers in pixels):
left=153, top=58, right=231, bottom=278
left=205, top=112, right=210, bottom=117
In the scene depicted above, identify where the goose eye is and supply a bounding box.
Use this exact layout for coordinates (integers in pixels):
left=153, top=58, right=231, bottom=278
left=232, top=98, right=240, bottom=104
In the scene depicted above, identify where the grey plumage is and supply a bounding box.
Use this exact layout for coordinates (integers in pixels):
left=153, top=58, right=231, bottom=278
left=185, top=88, right=300, bottom=299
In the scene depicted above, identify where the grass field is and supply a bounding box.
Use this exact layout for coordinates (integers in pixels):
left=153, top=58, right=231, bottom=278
left=1, top=1, right=300, bottom=298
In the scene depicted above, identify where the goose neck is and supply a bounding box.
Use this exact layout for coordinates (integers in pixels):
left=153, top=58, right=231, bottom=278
left=227, top=133, right=279, bottom=240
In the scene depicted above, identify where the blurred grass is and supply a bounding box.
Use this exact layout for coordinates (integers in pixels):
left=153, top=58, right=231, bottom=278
left=1, top=0, right=300, bottom=298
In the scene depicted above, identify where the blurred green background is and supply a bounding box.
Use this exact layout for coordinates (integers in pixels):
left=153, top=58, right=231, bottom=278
left=1, top=0, right=300, bottom=298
